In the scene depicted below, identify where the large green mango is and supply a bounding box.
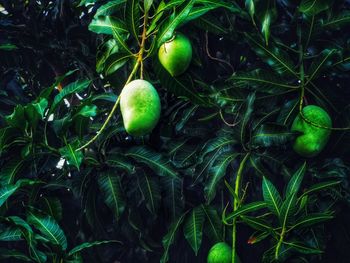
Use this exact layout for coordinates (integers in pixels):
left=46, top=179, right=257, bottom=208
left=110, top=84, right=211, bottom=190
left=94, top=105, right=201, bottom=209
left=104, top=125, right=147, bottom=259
left=120, top=79, right=161, bottom=136
left=158, top=33, right=192, bottom=77
left=291, top=105, right=332, bottom=157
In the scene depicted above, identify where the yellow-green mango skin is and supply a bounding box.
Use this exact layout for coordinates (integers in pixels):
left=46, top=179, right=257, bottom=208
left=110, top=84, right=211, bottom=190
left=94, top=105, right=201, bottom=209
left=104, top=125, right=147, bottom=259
left=207, top=242, right=241, bottom=263
left=120, top=80, right=161, bottom=136
left=158, top=33, right=192, bottom=77
left=291, top=105, right=332, bottom=157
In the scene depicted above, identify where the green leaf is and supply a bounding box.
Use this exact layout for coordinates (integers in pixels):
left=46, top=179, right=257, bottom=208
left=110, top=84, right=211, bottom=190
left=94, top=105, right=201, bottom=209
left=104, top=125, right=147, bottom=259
left=94, top=0, right=126, bottom=17
left=25, top=98, right=48, bottom=123
left=193, top=15, right=228, bottom=34
left=111, top=17, right=134, bottom=55
left=322, top=11, right=350, bottom=28
left=183, top=206, right=205, bottom=255
left=280, top=192, right=298, bottom=228
left=126, top=0, right=140, bottom=42
left=154, top=58, right=211, bottom=106
left=262, top=177, right=283, bottom=216
left=201, top=205, right=223, bottom=242
left=59, top=141, right=84, bottom=170
left=160, top=213, right=186, bottom=263
left=137, top=173, right=161, bottom=214
left=156, top=0, right=195, bottom=48
left=27, top=212, right=67, bottom=250
left=0, top=248, right=31, bottom=262
left=204, top=152, right=239, bottom=203
left=76, top=105, right=98, bottom=118
left=0, top=184, right=20, bottom=207
left=68, top=240, right=121, bottom=256
left=105, top=152, right=135, bottom=173
left=126, top=147, right=177, bottom=178
left=0, top=43, right=18, bottom=51
left=89, top=15, right=128, bottom=35
left=161, top=176, right=184, bottom=221
left=5, top=105, right=27, bottom=130
left=301, top=180, right=341, bottom=197
left=39, top=197, right=63, bottom=221
left=306, top=49, right=337, bottom=85
left=240, top=215, right=274, bottom=233
left=290, top=213, right=334, bottom=230
left=0, top=127, right=18, bottom=155
left=252, top=123, right=295, bottom=148
left=50, top=79, right=91, bottom=114
left=0, top=158, right=24, bottom=185
left=0, top=227, right=22, bottom=241
left=224, top=201, right=267, bottom=222
left=104, top=52, right=132, bottom=76
left=239, top=93, right=255, bottom=144
left=285, top=162, right=306, bottom=198
left=98, top=172, right=125, bottom=221
left=282, top=241, right=323, bottom=255
left=244, top=33, right=297, bottom=77
left=299, top=0, right=332, bottom=16
left=245, top=0, right=255, bottom=21
left=144, top=0, right=153, bottom=13
left=261, top=12, right=271, bottom=45
left=229, top=69, right=298, bottom=92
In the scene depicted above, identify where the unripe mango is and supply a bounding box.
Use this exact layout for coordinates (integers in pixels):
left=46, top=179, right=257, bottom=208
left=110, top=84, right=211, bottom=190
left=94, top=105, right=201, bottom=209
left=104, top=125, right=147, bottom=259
left=207, top=242, right=240, bottom=263
left=120, top=80, right=161, bottom=136
left=158, top=33, right=192, bottom=76
left=291, top=105, right=332, bottom=157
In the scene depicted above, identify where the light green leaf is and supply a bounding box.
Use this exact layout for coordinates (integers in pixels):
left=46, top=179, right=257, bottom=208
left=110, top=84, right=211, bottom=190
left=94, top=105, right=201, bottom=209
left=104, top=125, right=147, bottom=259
left=224, top=201, right=267, bottom=222
left=59, top=141, right=84, bottom=170
left=94, top=0, right=126, bottom=17
left=262, top=177, right=282, bottom=216
left=285, top=162, right=306, bottom=198
left=76, top=105, right=98, bottom=118
left=144, top=0, right=153, bottom=12
left=126, top=0, right=140, bottom=42
left=156, top=0, right=195, bottom=48
left=27, top=213, right=67, bottom=250
left=50, top=79, right=91, bottom=114
left=89, top=15, right=128, bottom=35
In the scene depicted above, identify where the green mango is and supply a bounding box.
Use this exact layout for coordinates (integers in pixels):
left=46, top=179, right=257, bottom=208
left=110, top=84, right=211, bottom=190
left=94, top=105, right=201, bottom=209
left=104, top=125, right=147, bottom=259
left=291, top=105, right=332, bottom=157
left=120, top=79, right=161, bottom=136
left=158, top=33, right=192, bottom=77
left=207, top=242, right=241, bottom=263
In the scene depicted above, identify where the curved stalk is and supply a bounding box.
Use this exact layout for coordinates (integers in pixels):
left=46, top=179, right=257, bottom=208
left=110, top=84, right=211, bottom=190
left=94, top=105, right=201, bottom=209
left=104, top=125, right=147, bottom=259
left=232, top=152, right=250, bottom=263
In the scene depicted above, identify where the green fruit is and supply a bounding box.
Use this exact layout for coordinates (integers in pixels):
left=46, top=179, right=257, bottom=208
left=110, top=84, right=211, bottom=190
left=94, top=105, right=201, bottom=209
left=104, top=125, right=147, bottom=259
left=291, top=105, right=332, bottom=157
left=207, top=242, right=241, bottom=263
left=120, top=79, right=161, bottom=136
left=158, top=33, right=192, bottom=76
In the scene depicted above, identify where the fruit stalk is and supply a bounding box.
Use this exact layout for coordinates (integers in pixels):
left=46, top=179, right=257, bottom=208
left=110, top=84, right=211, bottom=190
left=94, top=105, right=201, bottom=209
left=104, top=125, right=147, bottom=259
left=232, top=152, right=250, bottom=263
left=77, top=8, right=150, bottom=151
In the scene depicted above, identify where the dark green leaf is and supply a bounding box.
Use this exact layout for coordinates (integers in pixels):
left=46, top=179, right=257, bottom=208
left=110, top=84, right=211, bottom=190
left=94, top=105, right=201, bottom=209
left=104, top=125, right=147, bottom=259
left=183, top=206, right=205, bottom=255
left=98, top=172, right=125, bottom=221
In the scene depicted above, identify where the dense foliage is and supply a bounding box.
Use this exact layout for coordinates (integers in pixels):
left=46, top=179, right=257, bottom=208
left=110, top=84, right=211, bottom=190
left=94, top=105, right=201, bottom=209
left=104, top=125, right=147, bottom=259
left=1, top=0, right=350, bottom=262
